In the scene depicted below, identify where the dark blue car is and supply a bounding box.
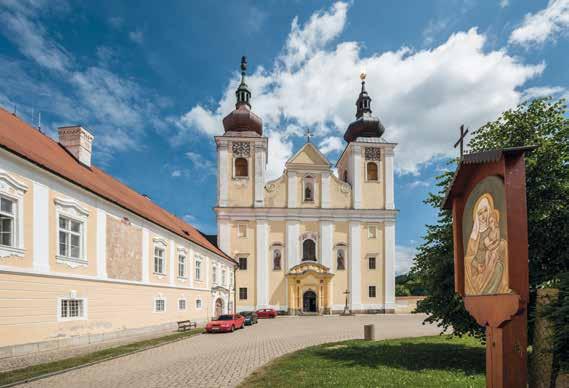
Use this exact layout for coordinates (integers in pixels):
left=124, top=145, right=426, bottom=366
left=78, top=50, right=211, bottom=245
left=241, top=311, right=258, bottom=325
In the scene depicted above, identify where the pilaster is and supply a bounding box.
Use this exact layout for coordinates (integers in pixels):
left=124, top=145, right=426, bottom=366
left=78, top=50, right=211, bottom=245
left=141, top=228, right=149, bottom=282
left=320, top=220, right=333, bottom=269
left=384, top=220, right=396, bottom=309
left=286, top=220, right=300, bottom=269
left=217, top=141, right=229, bottom=207
left=287, top=171, right=297, bottom=208
left=217, top=218, right=231, bottom=256
left=32, top=181, right=50, bottom=272
left=256, top=219, right=269, bottom=308
left=321, top=171, right=330, bottom=208
left=384, top=146, right=395, bottom=210
left=169, top=239, right=175, bottom=286
left=96, top=209, right=107, bottom=279
left=350, top=145, right=362, bottom=209
left=349, top=221, right=362, bottom=311
left=254, top=142, right=266, bottom=208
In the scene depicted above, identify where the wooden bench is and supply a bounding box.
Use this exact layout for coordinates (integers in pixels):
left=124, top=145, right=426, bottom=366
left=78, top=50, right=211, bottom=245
left=177, top=320, right=197, bottom=332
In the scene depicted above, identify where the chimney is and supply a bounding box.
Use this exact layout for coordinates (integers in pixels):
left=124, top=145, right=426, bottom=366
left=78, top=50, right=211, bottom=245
left=58, top=125, right=94, bottom=167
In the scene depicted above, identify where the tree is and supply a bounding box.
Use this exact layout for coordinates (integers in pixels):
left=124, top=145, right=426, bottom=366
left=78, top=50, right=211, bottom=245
left=412, top=97, right=569, bottom=342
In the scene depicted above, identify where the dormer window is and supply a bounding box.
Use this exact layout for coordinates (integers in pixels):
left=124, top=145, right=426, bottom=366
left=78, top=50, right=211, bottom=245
left=303, top=175, right=314, bottom=202
left=234, top=157, right=248, bottom=178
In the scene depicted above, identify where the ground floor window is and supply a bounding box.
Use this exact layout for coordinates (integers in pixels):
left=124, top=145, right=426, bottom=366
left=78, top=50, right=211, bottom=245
left=239, top=287, right=248, bottom=300
left=60, top=298, right=85, bottom=320
left=154, top=298, right=166, bottom=312
left=368, top=286, right=376, bottom=298
left=368, top=256, right=376, bottom=270
left=178, top=298, right=187, bottom=310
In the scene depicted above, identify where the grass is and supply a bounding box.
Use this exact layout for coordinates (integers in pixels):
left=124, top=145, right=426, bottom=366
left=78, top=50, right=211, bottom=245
left=241, top=335, right=485, bottom=388
left=0, top=328, right=204, bottom=387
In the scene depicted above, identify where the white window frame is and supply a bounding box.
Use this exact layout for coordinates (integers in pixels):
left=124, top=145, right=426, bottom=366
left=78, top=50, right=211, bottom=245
left=178, top=297, right=187, bottom=311
left=178, top=253, right=186, bottom=279
left=154, top=296, right=166, bottom=313
left=0, top=170, right=27, bottom=258
left=195, top=298, right=203, bottom=310
left=57, top=295, right=87, bottom=322
left=54, top=197, right=89, bottom=268
left=237, top=223, right=247, bottom=239
left=367, top=225, right=377, bottom=239
left=153, top=240, right=166, bottom=275
left=195, top=257, right=202, bottom=281
left=212, top=264, right=217, bottom=285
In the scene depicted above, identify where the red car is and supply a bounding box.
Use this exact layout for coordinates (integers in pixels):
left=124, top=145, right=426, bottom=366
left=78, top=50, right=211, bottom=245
left=256, top=308, right=277, bottom=319
left=206, top=314, right=245, bottom=333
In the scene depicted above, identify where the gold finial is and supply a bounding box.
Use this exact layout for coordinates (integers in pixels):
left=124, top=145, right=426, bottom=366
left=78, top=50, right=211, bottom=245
left=360, top=68, right=366, bottom=81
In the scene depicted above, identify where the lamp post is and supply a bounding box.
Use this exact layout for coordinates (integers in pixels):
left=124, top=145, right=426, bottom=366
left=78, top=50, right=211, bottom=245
left=342, top=289, right=351, bottom=316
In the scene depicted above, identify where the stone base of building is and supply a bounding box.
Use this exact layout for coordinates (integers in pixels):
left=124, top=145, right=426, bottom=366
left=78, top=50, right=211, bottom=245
left=0, top=319, right=206, bottom=368
left=287, top=308, right=395, bottom=315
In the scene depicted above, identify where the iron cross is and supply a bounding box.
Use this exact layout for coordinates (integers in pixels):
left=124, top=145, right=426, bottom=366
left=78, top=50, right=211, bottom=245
left=305, top=127, right=312, bottom=143
left=454, top=124, right=469, bottom=158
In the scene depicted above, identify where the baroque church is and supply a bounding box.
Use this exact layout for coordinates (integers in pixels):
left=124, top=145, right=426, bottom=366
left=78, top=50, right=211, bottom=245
left=216, top=58, right=397, bottom=314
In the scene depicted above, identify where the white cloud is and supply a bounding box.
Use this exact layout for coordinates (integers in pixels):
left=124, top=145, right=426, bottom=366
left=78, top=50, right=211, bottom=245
left=509, top=0, right=569, bottom=47
left=396, top=245, right=417, bottom=275
left=522, top=85, right=567, bottom=100
left=318, top=136, right=343, bottom=155
left=407, top=180, right=430, bottom=189
left=423, top=18, right=449, bottom=46
left=185, top=151, right=216, bottom=177
left=129, top=30, right=144, bottom=44
left=177, top=2, right=546, bottom=177
left=267, top=131, right=293, bottom=180
left=500, top=0, right=509, bottom=8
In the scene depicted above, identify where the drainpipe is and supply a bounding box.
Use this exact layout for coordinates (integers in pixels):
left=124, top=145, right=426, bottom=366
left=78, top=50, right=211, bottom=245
left=233, top=264, right=238, bottom=315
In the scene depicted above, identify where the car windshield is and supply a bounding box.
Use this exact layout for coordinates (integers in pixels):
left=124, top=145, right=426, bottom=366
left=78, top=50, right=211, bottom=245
left=217, top=315, right=234, bottom=321
left=241, top=312, right=252, bottom=316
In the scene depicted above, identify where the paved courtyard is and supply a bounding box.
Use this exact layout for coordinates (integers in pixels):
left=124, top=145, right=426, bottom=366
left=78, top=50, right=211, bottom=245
left=23, top=314, right=440, bottom=388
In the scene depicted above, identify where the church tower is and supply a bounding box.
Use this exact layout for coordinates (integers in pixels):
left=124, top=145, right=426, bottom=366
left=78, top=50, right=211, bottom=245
left=336, top=72, right=397, bottom=311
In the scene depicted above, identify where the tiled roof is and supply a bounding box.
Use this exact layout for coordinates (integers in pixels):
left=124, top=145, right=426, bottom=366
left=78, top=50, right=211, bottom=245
left=0, top=108, right=233, bottom=263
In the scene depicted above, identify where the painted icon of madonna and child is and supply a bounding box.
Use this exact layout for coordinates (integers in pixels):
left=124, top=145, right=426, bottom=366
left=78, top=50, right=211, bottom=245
left=463, top=179, right=511, bottom=296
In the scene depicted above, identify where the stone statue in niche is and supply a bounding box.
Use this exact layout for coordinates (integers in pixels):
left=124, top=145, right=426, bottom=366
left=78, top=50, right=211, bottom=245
left=462, top=177, right=510, bottom=295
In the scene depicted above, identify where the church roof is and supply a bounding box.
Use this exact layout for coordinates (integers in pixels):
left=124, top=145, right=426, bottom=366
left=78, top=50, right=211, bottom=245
left=0, top=108, right=234, bottom=263
left=285, top=142, right=331, bottom=171
left=343, top=74, right=385, bottom=143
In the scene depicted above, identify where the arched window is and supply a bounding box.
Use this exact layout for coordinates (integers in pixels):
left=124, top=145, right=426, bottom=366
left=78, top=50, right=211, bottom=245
left=343, top=170, right=348, bottom=183
left=337, top=249, right=345, bottom=270
left=302, top=239, right=316, bottom=261
left=273, top=249, right=282, bottom=270
left=367, top=162, right=378, bottom=181
left=235, top=158, right=248, bottom=177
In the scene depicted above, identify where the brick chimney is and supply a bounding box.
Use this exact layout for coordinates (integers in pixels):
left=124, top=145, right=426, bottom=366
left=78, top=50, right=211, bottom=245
left=58, top=126, right=94, bottom=167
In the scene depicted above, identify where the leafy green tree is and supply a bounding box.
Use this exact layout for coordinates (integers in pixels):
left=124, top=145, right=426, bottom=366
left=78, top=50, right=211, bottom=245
left=412, top=97, right=569, bottom=343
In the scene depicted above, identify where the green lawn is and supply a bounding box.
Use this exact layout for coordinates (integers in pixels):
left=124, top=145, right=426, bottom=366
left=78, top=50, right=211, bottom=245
left=0, top=328, right=203, bottom=387
left=241, top=335, right=485, bottom=388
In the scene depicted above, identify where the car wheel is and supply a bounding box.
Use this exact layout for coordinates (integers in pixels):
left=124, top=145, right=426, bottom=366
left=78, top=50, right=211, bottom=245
left=231, top=325, right=235, bottom=332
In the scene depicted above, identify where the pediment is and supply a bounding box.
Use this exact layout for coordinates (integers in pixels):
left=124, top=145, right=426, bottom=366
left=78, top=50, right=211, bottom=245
left=287, top=262, right=332, bottom=276
left=285, top=143, right=331, bottom=169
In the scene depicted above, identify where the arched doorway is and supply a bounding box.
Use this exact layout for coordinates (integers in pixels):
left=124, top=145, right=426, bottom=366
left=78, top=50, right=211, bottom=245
left=215, top=298, right=224, bottom=317
left=303, top=290, right=317, bottom=313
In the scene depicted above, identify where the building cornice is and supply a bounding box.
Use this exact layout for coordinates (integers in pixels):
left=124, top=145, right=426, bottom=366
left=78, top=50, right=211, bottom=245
left=214, top=206, right=398, bottom=222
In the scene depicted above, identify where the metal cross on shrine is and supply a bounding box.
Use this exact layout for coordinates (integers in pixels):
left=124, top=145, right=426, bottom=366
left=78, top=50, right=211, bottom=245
left=454, top=124, right=469, bottom=158
left=305, top=128, right=312, bottom=143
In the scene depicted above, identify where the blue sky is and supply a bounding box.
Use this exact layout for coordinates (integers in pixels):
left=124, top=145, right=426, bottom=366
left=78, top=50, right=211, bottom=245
left=1, top=0, right=568, bottom=273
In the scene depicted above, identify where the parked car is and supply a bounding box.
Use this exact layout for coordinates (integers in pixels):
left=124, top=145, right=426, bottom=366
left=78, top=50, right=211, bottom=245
left=256, top=308, right=277, bottom=319
left=241, top=311, right=258, bottom=325
left=205, top=314, right=245, bottom=333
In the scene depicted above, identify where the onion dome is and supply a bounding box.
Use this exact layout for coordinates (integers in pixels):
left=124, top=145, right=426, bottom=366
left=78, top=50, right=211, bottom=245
left=343, top=72, right=385, bottom=143
left=222, top=56, right=263, bottom=136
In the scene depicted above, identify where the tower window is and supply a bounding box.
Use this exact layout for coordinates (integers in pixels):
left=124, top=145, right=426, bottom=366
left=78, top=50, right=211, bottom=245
left=234, top=158, right=248, bottom=177
left=302, top=239, right=316, bottom=261
left=367, top=162, right=378, bottom=181
left=303, top=176, right=314, bottom=202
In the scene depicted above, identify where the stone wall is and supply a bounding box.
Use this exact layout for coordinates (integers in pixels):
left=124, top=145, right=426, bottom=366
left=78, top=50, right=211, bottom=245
left=106, top=216, right=142, bottom=281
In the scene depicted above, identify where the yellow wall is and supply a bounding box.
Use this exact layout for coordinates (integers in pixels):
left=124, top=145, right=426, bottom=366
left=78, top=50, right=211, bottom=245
left=264, top=176, right=286, bottom=208
left=268, top=221, right=286, bottom=306
left=361, top=223, right=385, bottom=304
left=333, top=222, right=349, bottom=303
left=0, top=272, right=212, bottom=347
left=232, top=220, right=256, bottom=307
left=227, top=147, right=255, bottom=207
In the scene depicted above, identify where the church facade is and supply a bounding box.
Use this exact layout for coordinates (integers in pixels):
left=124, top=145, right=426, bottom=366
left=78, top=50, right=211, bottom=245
left=216, top=58, right=397, bottom=314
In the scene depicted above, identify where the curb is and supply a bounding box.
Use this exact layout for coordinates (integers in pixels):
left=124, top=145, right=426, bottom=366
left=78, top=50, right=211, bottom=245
left=0, top=331, right=204, bottom=388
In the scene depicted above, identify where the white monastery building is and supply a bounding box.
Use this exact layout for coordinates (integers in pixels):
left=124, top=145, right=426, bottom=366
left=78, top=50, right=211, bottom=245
left=216, top=58, right=397, bottom=315
left=0, top=109, right=235, bottom=357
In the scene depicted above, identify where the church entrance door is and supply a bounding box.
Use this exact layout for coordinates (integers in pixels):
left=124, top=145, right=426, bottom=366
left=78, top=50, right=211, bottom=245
left=303, top=291, right=317, bottom=313
left=215, top=298, right=224, bottom=317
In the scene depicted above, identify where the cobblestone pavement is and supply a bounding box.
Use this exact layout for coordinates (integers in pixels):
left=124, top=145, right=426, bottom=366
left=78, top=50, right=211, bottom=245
left=23, top=314, right=440, bottom=388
